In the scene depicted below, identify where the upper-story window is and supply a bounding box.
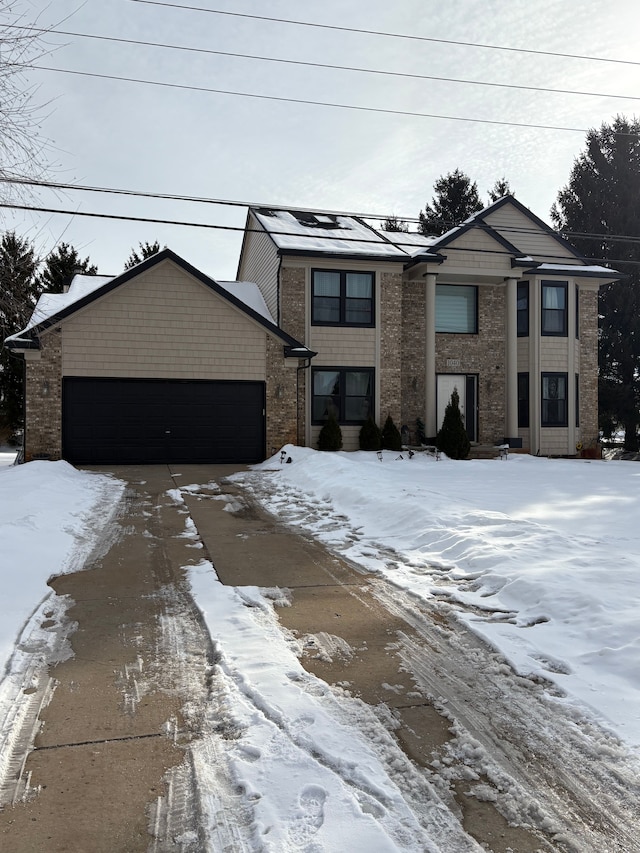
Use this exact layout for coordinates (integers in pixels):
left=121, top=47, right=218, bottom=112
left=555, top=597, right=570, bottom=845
left=436, top=284, right=478, bottom=334
left=311, top=270, right=374, bottom=327
left=541, top=281, right=568, bottom=336
left=517, top=281, right=529, bottom=337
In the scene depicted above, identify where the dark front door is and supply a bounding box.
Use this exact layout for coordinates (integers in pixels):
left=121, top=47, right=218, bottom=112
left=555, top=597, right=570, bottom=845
left=62, top=377, right=265, bottom=464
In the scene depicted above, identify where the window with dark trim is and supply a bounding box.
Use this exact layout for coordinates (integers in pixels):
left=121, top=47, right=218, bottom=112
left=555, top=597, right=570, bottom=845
left=518, top=372, right=529, bottom=428
left=575, top=285, right=580, bottom=339
left=435, top=284, right=478, bottom=334
left=311, top=269, right=374, bottom=327
left=541, top=281, right=568, bottom=336
left=542, top=372, right=568, bottom=427
left=576, top=373, right=580, bottom=427
left=312, top=368, right=374, bottom=424
left=517, top=282, right=529, bottom=337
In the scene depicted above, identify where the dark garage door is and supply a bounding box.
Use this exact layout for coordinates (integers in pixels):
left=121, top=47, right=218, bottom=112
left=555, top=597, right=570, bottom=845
left=62, top=377, right=265, bottom=464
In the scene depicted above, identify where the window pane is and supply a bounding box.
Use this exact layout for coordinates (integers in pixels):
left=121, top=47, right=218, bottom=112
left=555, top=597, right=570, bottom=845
left=313, top=271, right=340, bottom=296
left=542, top=310, right=564, bottom=334
left=346, top=273, right=372, bottom=298
left=345, top=395, right=371, bottom=421
left=436, top=285, right=477, bottom=333
left=314, top=296, right=340, bottom=323
left=313, top=371, right=340, bottom=421
left=517, top=282, right=529, bottom=337
left=543, top=285, right=565, bottom=309
left=346, top=371, right=372, bottom=395
left=345, top=298, right=372, bottom=324
left=542, top=373, right=567, bottom=426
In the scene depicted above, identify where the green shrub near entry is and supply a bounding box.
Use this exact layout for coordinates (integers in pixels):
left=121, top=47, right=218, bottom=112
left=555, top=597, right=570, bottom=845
left=435, top=387, right=470, bottom=459
left=318, top=412, right=343, bottom=451
left=359, top=415, right=382, bottom=451
left=381, top=414, right=402, bottom=451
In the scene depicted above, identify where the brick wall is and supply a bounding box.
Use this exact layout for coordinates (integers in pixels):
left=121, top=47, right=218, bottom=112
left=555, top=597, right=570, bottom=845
left=401, top=279, right=426, bottom=442
left=265, top=335, right=299, bottom=453
left=279, top=266, right=307, bottom=445
left=435, top=284, right=506, bottom=444
left=24, top=329, right=62, bottom=460
left=379, top=271, right=403, bottom=428
left=579, top=288, right=599, bottom=448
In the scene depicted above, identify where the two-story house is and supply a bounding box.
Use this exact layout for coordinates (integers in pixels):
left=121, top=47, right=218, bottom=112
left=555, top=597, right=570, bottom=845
left=238, top=195, right=622, bottom=456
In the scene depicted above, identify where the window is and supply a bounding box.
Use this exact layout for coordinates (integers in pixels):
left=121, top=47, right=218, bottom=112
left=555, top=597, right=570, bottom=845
left=436, top=285, right=478, bottom=333
left=541, top=281, right=567, bottom=336
left=517, top=282, right=529, bottom=337
left=312, top=270, right=374, bottom=326
left=575, top=285, right=579, bottom=339
left=542, top=372, right=568, bottom=426
left=312, top=368, right=374, bottom=424
left=576, top=373, right=580, bottom=427
left=518, top=372, right=529, bottom=428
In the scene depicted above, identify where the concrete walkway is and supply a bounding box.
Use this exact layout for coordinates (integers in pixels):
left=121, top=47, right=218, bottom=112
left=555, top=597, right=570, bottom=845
left=0, top=464, right=549, bottom=853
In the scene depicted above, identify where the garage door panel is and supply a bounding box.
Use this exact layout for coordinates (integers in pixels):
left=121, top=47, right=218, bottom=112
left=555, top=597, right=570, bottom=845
left=62, top=378, right=265, bottom=464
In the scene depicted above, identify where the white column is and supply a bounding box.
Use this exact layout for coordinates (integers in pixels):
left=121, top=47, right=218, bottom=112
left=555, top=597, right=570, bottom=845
left=506, top=277, right=519, bottom=442
left=425, top=274, right=437, bottom=437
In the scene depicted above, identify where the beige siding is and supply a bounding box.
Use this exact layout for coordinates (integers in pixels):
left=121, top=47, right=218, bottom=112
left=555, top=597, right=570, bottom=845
left=540, top=338, right=570, bottom=371
left=539, top=428, right=571, bottom=456
left=440, top=230, right=513, bottom=272
left=62, top=260, right=267, bottom=379
left=485, top=206, right=577, bottom=262
left=310, top=424, right=360, bottom=452
left=238, top=213, right=280, bottom=321
left=309, top=326, right=376, bottom=365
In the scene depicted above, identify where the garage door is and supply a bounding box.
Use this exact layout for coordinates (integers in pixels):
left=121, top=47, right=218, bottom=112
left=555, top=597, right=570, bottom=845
left=62, top=377, right=265, bottom=464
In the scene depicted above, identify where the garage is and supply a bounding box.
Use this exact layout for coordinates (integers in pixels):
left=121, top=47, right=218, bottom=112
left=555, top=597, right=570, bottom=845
left=62, top=377, right=265, bottom=464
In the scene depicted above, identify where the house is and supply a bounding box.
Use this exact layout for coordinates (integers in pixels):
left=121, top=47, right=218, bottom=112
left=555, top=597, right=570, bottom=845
left=4, top=250, right=314, bottom=464
left=5, top=196, right=622, bottom=464
left=237, top=196, right=623, bottom=456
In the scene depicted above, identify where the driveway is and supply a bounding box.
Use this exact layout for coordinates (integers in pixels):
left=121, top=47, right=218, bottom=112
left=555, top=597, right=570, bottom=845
left=0, top=464, right=637, bottom=852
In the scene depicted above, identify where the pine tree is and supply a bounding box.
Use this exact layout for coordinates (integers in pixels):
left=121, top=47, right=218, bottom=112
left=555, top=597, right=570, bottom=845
left=552, top=116, right=640, bottom=450
left=381, top=414, right=402, bottom=451
left=39, top=242, right=97, bottom=294
left=418, top=169, right=483, bottom=236
left=435, top=388, right=470, bottom=459
left=0, top=232, right=39, bottom=430
left=487, top=178, right=513, bottom=203
left=382, top=215, right=409, bottom=233
left=317, top=412, right=343, bottom=451
left=359, top=414, right=381, bottom=450
left=124, top=241, right=163, bottom=270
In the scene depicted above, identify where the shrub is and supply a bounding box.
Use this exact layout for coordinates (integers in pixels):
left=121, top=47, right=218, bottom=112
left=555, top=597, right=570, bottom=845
left=318, top=412, right=343, bottom=451
left=381, top=414, right=402, bottom=451
left=435, top=387, right=470, bottom=459
left=359, top=415, right=382, bottom=451
left=416, top=417, right=426, bottom=445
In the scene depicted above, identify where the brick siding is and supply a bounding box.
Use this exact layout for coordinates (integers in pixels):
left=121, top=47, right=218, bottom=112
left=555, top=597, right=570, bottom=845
left=24, top=329, right=62, bottom=460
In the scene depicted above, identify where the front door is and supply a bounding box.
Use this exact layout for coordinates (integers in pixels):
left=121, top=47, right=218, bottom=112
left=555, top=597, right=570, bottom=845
left=437, top=374, right=477, bottom=441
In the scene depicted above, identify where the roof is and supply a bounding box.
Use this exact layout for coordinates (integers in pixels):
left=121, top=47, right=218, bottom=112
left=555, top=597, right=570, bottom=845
left=5, top=250, right=312, bottom=354
left=249, top=197, right=622, bottom=281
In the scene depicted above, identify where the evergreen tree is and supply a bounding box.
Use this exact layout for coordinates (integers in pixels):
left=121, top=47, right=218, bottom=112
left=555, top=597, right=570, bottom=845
left=0, top=232, right=39, bottom=430
left=381, top=414, right=402, bottom=451
left=435, top=388, right=470, bottom=459
left=551, top=116, right=640, bottom=450
left=418, top=169, right=483, bottom=236
left=124, top=240, right=163, bottom=270
left=317, top=412, right=343, bottom=451
left=359, top=414, right=382, bottom=451
left=382, top=215, right=409, bottom=233
left=39, top=242, right=97, bottom=294
left=487, top=178, right=513, bottom=203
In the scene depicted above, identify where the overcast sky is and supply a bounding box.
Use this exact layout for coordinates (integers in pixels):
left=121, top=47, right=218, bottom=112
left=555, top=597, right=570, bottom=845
left=6, top=0, right=640, bottom=280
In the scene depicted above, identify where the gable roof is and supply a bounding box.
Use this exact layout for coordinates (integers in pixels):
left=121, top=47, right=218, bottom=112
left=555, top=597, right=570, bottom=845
left=5, top=249, right=312, bottom=354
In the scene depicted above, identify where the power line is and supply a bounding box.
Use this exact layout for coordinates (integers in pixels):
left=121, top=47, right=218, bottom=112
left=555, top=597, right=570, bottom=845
left=128, top=0, right=640, bottom=68
left=3, top=200, right=638, bottom=267
left=31, top=65, right=597, bottom=135
left=14, top=26, right=640, bottom=104
left=5, top=177, right=640, bottom=247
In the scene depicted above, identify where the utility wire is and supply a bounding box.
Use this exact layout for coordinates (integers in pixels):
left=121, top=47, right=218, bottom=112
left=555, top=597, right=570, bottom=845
left=13, top=26, right=640, bottom=104
left=5, top=177, right=640, bottom=246
left=3, top=201, right=637, bottom=267
left=128, top=0, right=640, bottom=68
left=31, top=65, right=598, bottom=135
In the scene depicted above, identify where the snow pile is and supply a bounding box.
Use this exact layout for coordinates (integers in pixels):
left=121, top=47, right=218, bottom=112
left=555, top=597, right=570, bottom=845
left=0, top=461, right=124, bottom=681
left=237, top=448, right=640, bottom=747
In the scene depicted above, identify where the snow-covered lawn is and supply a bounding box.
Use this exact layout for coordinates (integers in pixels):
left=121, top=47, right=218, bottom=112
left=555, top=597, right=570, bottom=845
left=236, top=448, right=640, bottom=749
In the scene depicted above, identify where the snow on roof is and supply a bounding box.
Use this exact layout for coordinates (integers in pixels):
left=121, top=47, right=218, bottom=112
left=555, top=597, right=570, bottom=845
left=22, top=274, right=114, bottom=333
left=217, top=281, right=275, bottom=324
left=534, top=263, right=619, bottom=275
left=253, top=209, right=410, bottom=257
